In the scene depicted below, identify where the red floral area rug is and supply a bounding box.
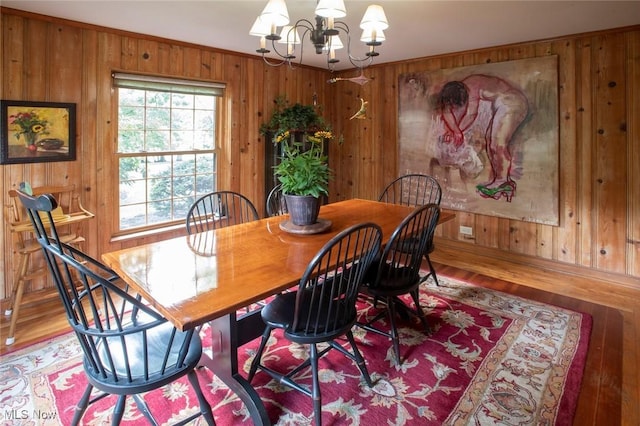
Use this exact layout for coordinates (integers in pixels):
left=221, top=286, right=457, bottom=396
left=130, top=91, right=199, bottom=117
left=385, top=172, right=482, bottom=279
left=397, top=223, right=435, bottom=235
left=0, top=275, right=591, bottom=425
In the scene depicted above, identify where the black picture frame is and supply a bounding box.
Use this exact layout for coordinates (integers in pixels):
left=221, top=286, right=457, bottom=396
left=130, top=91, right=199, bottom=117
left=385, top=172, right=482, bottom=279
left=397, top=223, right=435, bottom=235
left=1, top=100, right=76, bottom=164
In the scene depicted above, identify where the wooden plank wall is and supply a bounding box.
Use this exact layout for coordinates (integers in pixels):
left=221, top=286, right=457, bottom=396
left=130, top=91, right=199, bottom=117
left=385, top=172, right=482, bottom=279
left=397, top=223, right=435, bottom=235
left=1, top=8, right=639, bottom=305
left=326, top=26, right=640, bottom=287
left=0, top=9, right=327, bottom=300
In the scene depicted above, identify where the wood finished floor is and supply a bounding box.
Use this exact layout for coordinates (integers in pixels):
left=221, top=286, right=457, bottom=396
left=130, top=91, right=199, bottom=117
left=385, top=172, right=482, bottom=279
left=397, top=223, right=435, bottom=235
left=1, top=246, right=636, bottom=425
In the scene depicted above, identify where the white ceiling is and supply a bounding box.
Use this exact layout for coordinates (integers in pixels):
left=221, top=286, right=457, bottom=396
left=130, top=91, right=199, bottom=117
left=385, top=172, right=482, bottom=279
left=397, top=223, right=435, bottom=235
left=3, top=1, right=640, bottom=71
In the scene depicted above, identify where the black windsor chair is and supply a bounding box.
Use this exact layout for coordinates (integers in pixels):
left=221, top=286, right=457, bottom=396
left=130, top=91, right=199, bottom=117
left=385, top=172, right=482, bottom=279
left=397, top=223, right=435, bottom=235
left=378, top=173, right=443, bottom=286
left=186, top=191, right=260, bottom=315
left=247, top=222, right=383, bottom=425
left=378, top=173, right=442, bottom=206
left=358, top=203, right=441, bottom=366
left=16, top=190, right=215, bottom=426
left=186, top=190, right=259, bottom=234
left=265, top=184, right=288, bottom=217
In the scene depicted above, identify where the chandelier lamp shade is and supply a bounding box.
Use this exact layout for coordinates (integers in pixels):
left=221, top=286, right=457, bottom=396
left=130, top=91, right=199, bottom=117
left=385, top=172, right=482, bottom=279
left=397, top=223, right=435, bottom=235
left=249, top=0, right=389, bottom=70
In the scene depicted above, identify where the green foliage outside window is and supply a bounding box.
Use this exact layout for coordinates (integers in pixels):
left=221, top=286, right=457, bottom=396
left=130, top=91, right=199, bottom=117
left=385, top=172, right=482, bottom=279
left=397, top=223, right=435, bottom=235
left=117, top=87, right=217, bottom=230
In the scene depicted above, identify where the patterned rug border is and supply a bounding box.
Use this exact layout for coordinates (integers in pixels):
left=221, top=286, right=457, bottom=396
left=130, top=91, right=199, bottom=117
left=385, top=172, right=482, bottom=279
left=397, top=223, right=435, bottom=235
left=426, top=277, right=592, bottom=425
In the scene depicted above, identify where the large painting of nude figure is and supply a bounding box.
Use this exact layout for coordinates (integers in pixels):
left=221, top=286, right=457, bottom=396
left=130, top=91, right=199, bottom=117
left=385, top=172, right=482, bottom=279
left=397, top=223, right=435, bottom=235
left=398, top=56, right=559, bottom=225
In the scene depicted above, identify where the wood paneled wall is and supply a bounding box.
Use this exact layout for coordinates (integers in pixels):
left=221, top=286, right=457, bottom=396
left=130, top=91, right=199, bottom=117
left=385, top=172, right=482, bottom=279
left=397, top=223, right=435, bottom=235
left=1, top=8, right=639, bottom=304
left=326, top=26, right=640, bottom=288
left=0, top=8, right=328, bottom=300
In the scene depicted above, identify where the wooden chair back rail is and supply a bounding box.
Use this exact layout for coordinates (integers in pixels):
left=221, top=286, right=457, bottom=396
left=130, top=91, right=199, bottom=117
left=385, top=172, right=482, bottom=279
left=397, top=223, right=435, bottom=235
left=7, top=185, right=94, bottom=234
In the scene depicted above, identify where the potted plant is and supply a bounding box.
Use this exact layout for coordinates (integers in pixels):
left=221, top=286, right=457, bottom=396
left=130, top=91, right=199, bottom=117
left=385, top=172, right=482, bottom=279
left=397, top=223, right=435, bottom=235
left=261, top=97, right=334, bottom=225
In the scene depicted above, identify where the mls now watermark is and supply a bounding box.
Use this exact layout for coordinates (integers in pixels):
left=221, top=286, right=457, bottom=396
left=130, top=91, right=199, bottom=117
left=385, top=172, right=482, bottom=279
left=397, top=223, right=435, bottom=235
left=2, top=409, right=58, bottom=421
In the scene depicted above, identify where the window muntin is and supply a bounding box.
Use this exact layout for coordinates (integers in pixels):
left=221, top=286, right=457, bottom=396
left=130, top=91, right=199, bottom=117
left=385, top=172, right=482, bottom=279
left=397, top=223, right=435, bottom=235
left=115, top=77, right=222, bottom=232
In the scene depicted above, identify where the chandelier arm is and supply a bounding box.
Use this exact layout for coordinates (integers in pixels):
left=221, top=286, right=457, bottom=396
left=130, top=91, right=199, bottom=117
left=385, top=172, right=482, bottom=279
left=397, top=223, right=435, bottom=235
left=292, top=18, right=315, bottom=30
left=268, top=38, right=293, bottom=60
left=331, top=21, right=374, bottom=69
left=265, top=20, right=316, bottom=69
left=261, top=54, right=289, bottom=67
left=287, top=25, right=313, bottom=69
left=333, top=21, right=349, bottom=33
left=292, top=20, right=325, bottom=64
left=295, top=27, right=314, bottom=68
left=349, top=56, right=374, bottom=70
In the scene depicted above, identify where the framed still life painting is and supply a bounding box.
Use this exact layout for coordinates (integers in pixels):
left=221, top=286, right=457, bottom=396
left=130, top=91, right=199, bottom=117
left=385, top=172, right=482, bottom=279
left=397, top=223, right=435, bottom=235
left=398, top=56, right=559, bottom=225
left=1, top=100, right=76, bottom=164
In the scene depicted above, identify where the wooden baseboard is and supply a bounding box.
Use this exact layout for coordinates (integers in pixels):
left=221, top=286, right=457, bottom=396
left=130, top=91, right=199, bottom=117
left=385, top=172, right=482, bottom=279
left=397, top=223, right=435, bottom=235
left=432, top=238, right=640, bottom=313
left=0, top=287, right=59, bottom=313
left=435, top=238, right=640, bottom=289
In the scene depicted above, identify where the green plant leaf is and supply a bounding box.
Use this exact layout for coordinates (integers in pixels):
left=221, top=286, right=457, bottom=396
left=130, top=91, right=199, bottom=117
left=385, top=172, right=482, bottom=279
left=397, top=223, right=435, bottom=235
left=265, top=97, right=333, bottom=196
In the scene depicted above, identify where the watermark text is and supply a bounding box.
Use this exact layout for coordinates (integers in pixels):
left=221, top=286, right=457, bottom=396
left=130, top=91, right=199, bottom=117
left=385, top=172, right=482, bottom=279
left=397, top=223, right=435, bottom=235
left=2, top=409, right=59, bottom=421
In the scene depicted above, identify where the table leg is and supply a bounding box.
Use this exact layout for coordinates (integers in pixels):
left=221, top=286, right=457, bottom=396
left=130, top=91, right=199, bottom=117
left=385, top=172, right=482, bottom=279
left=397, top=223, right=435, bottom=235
left=201, top=312, right=271, bottom=425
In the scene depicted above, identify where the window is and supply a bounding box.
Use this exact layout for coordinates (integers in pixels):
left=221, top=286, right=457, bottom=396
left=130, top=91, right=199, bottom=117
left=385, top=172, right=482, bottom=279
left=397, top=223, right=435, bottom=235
left=113, top=73, right=225, bottom=232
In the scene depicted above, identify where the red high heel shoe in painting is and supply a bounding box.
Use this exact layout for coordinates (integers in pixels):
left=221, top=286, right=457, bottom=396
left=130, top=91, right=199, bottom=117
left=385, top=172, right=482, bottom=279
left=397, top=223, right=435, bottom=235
left=476, top=181, right=516, bottom=202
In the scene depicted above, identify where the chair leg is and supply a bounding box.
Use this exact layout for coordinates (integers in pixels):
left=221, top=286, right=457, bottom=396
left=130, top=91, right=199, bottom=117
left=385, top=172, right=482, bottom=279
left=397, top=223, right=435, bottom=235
left=5, top=253, right=30, bottom=345
left=247, top=325, right=272, bottom=382
left=72, top=384, right=93, bottom=426
left=386, top=298, right=402, bottom=365
left=112, top=395, right=127, bottom=426
left=187, top=370, right=216, bottom=425
left=5, top=279, right=25, bottom=346
left=409, top=289, right=430, bottom=333
left=426, top=254, right=440, bottom=286
left=345, top=330, right=373, bottom=387
left=310, top=343, right=322, bottom=426
left=132, top=394, right=157, bottom=425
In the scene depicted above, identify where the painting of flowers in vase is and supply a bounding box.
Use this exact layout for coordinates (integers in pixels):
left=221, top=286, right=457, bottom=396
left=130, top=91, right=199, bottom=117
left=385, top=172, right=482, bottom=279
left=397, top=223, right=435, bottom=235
left=1, top=100, right=76, bottom=164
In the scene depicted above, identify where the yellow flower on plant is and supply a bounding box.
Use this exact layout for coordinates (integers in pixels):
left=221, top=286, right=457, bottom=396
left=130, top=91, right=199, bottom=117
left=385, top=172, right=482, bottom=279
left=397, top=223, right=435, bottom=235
left=308, top=130, right=333, bottom=144
left=31, top=124, right=45, bottom=133
left=314, top=130, right=333, bottom=140
left=275, top=130, right=290, bottom=143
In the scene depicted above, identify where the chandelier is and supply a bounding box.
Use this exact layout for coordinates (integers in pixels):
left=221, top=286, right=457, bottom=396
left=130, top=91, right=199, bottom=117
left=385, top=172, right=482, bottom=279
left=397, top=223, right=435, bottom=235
left=249, top=0, right=389, bottom=71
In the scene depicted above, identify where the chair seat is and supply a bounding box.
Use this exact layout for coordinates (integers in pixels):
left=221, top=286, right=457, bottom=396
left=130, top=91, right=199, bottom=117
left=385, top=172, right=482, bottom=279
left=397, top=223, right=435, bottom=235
left=93, top=322, right=202, bottom=391
left=261, top=291, right=297, bottom=329
left=363, top=264, right=418, bottom=296
left=262, top=290, right=356, bottom=342
left=397, top=235, right=434, bottom=255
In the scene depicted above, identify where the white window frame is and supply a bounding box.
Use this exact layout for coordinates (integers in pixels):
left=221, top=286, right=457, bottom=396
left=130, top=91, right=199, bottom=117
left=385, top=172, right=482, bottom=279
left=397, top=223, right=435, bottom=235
left=112, top=72, right=226, bottom=234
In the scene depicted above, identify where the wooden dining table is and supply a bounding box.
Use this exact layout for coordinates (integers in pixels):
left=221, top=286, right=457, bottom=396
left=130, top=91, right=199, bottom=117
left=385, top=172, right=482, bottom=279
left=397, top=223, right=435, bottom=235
left=102, top=198, right=454, bottom=425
